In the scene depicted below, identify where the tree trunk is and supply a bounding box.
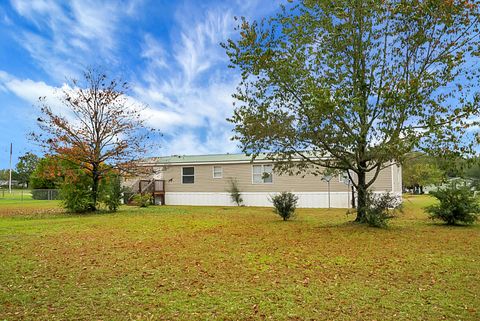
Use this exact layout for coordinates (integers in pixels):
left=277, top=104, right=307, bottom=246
left=351, top=185, right=356, bottom=208
left=355, top=170, right=367, bottom=222
left=91, top=167, right=99, bottom=211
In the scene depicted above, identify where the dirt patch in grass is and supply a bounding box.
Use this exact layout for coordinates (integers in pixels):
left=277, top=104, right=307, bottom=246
left=0, top=196, right=479, bottom=320
left=0, top=201, right=64, bottom=218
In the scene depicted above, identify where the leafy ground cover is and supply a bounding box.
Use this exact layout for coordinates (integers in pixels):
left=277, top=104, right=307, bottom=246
left=0, top=195, right=479, bottom=320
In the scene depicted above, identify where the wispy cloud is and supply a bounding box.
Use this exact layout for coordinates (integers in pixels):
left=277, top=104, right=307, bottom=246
left=130, top=1, right=284, bottom=156
left=141, top=34, right=168, bottom=70
left=9, top=0, right=140, bottom=80
left=173, top=7, right=232, bottom=83
left=132, top=5, right=242, bottom=155
left=0, top=70, right=75, bottom=119
left=2, top=0, right=282, bottom=159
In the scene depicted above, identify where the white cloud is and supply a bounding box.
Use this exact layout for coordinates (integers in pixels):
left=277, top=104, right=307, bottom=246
left=4, top=0, right=282, bottom=157
left=131, top=6, right=241, bottom=156
left=130, top=1, right=283, bottom=156
left=173, top=8, right=232, bottom=83
left=9, top=0, right=139, bottom=80
left=141, top=34, right=168, bottom=69
left=158, top=129, right=238, bottom=157
left=0, top=70, right=72, bottom=119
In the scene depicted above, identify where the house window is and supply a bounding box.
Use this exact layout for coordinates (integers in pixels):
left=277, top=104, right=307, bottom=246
left=252, top=164, right=273, bottom=184
left=182, top=167, right=194, bottom=184
left=213, top=166, right=223, bottom=179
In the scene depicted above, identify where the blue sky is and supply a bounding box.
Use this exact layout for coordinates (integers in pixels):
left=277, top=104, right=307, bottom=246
left=0, top=0, right=283, bottom=168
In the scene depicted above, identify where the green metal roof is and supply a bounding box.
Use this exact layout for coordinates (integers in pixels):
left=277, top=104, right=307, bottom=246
left=143, top=153, right=270, bottom=164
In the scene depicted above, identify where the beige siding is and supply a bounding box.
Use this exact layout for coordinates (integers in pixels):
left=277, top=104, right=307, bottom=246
left=163, top=162, right=395, bottom=193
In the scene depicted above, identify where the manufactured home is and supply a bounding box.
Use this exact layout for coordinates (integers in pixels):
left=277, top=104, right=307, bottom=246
left=125, top=153, right=402, bottom=208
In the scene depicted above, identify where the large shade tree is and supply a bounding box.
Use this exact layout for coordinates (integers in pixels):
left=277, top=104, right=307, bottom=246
left=223, top=0, right=480, bottom=221
left=32, top=68, right=156, bottom=211
left=15, top=152, right=40, bottom=188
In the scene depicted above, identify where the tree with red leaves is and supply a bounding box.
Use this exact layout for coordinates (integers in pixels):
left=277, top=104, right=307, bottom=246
left=32, top=68, right=157, bottom=211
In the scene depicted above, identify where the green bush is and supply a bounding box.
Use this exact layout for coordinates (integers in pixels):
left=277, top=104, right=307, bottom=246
left=362, top=192, right=402, bottom=228
left=133, top=194, right=151, bottom=207
left=270, top=192, right=299, bottom=221
left=100, top=174, right=123, bottom=212
left=426, top=184, right=480, bottom=225
left=60, top=173, right=93, bottom=213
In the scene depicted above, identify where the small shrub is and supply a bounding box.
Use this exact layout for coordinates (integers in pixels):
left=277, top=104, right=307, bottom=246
left=362, top=192, right=402, bottom=228
left=133, top=194, right=151, bottom=207
left=426, top=184, right=480, bottom=225
left=228, top=179, right=243, bottom=206
left=100, top=174, right=123, bottom=212
left=270, top=192, right=299, bottom=221
left=60, top=177, right=93, bottom=213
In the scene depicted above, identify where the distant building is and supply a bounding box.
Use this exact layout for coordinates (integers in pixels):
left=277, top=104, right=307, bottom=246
left=0, top=180, right=20, bottom=188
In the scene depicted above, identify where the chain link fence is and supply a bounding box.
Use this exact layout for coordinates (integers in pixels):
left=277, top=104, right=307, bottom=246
left=0, top=189, right=60, bottom=201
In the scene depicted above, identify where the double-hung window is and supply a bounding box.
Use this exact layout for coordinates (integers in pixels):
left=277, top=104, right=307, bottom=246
left=252, top=164, right=273, bottom=184
left=213, top=166, right=223, bottom=179
left=182, top=167, right=195, bottom=184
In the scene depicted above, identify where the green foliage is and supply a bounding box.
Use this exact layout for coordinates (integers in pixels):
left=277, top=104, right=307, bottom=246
left=464, top=160, right=480, bottom=180
left=463, top=158, right=480, bottom=190
left=360, top=192, right=402, bottom=228
left=15, top=152, right=40, bottom=187
left=133, top=194, right=151, bottom=208
left=29, top=157, right=62, bottom=189
left=0, top=169, right=8, bottom=181
left=426, top=184, right=480, bottom=225
left=270, top=192, right=299, bottom=221
left=227, top=179, right=243, bottom=206
left=100, top=174, right=123, bottom=212
left=60, top=170, right=94, bottom=213
left=403, top=154, right=445, bottom=193
left=0, top=169, right=19, bottom=182
left=223, top=0, right=480, bottom=222
left=30, top=156, right=125, bottom=212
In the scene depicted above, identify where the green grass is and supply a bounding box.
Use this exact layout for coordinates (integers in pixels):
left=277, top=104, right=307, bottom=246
left=0, top=195, right=479, bottom=320
left=0, top=189, right=33, bottom=201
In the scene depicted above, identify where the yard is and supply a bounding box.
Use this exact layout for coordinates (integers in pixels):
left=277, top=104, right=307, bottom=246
left=0, top=195, right=479, bottom=320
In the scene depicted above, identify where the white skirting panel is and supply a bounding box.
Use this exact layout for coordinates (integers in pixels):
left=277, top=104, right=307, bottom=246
left=164, top=191, right=402, bottom=208
left=165, top=192, right=361, bottom=208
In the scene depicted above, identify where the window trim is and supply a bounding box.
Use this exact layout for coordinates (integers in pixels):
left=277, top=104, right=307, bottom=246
left=251, top=164, right=274, bottom=184
left=212, top=165, right=223, bottom=179
left=181, top=166, right=195, bottom=184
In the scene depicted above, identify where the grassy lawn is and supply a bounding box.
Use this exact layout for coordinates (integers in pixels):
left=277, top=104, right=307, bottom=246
left=0, top=195, right=479, bottom=320
left=0, top=189, right=32, bottom=201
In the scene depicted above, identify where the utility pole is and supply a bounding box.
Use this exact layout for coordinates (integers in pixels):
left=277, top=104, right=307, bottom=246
left=8, top=143, right=12, bottom=194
